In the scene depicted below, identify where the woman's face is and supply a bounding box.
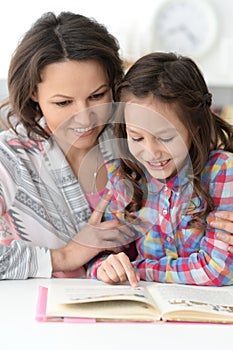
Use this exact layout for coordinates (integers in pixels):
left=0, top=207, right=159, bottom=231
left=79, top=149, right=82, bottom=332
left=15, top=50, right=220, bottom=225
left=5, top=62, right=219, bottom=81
left=34, top=59, right=112, bottom=151
left=124, top=94, right=191, bottom=180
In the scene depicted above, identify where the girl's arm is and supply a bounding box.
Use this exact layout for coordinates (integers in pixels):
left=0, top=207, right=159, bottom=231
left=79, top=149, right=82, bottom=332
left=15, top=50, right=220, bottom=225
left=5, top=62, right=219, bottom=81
left=89, top=152, right=233, bottom=286
left=128, top=153, right=233, bottom=286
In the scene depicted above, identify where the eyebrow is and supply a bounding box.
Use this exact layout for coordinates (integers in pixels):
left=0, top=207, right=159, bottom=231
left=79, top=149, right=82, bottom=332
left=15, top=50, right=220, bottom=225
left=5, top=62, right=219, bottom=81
left=126, top=126, right=176, bottom=135
left=50, top=84, right=109, bottom=99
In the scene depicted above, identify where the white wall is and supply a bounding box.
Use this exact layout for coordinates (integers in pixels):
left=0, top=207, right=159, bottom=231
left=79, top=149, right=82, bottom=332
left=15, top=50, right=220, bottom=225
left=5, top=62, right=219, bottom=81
left=1, top=0, right=233, bottom=103
left=0, top=0, right=162, bottom=80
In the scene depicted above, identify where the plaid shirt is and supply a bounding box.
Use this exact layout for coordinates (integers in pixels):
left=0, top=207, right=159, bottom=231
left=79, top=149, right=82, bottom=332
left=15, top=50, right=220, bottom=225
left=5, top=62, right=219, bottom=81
left=88, top=150, right=233, bottom=286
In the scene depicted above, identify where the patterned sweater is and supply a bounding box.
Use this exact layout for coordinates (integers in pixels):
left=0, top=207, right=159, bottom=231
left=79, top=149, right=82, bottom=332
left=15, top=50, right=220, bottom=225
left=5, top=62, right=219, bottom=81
left=0, top=120, right=115, bottom=279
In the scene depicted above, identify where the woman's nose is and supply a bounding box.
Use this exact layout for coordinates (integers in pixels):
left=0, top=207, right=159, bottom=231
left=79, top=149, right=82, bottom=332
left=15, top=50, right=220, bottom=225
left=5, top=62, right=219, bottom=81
left=72, top=101, right=92, bottom=123
left=73, top=100, right=89, bottom=114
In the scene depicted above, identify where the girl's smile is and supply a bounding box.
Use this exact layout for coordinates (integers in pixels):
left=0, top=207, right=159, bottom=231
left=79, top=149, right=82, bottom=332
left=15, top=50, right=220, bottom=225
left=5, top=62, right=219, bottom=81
left=146, top=158, right=172, bottom=170
left=124, top=95, right=191, bottom=180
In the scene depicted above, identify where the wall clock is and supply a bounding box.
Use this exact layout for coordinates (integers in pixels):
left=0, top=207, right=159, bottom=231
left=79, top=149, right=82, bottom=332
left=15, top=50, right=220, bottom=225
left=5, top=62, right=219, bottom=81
left=153, top=0, right=219, bottom=58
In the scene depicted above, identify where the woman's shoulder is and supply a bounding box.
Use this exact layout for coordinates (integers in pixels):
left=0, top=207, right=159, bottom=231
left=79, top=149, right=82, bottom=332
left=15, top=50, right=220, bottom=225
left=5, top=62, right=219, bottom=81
left=0, top=125, right=45, bottom=158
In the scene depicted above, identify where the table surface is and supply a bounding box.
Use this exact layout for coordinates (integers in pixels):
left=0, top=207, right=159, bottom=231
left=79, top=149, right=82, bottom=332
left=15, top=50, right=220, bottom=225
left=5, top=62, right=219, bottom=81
left=1, top=278, right=233, bottom=350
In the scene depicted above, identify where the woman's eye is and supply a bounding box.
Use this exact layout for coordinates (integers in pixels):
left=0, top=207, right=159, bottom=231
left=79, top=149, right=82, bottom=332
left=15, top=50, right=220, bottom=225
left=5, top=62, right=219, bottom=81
left=90, top=92, right=106, bottom=100
left=55, top=100, right=71, bottom=107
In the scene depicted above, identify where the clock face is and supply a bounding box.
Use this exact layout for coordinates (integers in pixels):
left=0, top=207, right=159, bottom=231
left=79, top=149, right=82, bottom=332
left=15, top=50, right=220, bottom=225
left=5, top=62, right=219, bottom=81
left=154, top=0, right=218, bottom=58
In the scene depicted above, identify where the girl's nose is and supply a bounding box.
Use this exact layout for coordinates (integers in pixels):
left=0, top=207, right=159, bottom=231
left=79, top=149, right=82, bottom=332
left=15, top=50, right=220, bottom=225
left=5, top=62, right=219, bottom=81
left=144, top=139, right=165, bottom=159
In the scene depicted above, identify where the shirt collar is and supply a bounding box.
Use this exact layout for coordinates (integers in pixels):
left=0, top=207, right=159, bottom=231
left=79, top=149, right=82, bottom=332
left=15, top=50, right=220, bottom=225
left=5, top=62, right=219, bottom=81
left=145, top=159, right=192, bottom=195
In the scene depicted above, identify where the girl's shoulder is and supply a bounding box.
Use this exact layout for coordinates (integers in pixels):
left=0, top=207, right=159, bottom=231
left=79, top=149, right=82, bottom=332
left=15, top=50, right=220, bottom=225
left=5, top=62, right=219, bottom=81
left=105, top=159, right=121, bottom=177
left=207, top=149, right=233, bottom=166
left=202, top=149, right=233, bottom=182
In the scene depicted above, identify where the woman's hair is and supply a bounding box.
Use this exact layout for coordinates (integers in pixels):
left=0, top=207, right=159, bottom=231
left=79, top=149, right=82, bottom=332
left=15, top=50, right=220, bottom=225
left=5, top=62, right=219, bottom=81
left=115, top=52, right=233, bottom=225
left=0, top=11, right=123, bottom=139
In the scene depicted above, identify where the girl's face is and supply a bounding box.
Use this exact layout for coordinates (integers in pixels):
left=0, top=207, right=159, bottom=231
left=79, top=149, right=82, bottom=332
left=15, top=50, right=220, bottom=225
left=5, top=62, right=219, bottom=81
left=34, top=59, right=112, bottom=151
left=124, top=95, right=191, bottom=180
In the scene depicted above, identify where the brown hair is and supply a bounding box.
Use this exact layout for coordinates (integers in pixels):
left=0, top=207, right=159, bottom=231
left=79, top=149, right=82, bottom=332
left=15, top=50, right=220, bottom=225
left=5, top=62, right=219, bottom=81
left=0, top=11, right=123, bottom=139
left=115, top=52, right=233, bottom=225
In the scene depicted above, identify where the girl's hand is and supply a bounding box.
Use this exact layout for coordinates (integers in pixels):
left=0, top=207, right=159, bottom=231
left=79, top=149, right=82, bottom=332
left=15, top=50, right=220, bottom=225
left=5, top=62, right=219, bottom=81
left=97, top=252, right=140, bottom=287
left=210, top=211, right=233, bottom=253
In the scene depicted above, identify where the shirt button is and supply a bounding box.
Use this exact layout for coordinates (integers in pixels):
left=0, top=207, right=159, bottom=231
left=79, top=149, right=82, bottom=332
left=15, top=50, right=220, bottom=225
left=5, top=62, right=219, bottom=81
left=166, top=237, right=171, bottom=243
left=162, top=209, right=167, bottom=216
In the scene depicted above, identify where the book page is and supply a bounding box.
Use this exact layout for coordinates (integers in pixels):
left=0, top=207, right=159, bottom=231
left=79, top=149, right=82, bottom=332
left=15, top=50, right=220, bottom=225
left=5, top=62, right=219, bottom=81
left=147, top=283, right=233, bottom=321
left=45, top=279, right=160, bottom=321
left=48, top=281, right=155, bottom=305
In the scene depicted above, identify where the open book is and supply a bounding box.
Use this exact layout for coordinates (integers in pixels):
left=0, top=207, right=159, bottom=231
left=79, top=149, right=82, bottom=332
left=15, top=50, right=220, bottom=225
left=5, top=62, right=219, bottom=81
left=36, top=278, right=233, bottom=323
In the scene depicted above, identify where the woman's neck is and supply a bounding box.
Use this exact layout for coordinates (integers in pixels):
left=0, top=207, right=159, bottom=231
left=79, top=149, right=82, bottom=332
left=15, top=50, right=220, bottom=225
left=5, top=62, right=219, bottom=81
left=65, top=143, right=107, bottom=193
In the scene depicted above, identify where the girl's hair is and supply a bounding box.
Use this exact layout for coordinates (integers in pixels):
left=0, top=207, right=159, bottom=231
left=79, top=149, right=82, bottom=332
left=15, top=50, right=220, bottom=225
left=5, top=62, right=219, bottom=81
left=115, top=52, right=233, bottom=225
left=0, top=11, right=123, bottom=139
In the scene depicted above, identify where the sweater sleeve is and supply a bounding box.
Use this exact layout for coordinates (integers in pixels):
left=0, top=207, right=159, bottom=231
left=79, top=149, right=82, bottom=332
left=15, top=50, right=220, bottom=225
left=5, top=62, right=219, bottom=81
left=0, top=240, right=52, bottom=279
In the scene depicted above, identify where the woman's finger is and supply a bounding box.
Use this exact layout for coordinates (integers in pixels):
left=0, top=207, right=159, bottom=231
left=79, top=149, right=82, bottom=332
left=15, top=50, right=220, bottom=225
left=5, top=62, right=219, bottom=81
left=214, top=211, right=233, bottom=222
left=211, top=219, right=233, bottom=234
left=88, top=190, right=112, bottom=225
left=216, top=232, right=233, bottom=245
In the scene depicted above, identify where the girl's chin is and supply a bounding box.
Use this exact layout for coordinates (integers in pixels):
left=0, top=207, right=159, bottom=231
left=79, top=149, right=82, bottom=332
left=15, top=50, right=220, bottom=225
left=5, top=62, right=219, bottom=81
left=146, top=167, right=176, bottom=180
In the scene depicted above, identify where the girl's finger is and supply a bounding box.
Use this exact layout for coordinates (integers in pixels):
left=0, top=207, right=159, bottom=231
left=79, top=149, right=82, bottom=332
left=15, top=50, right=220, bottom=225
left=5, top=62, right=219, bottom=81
left=103, top=258, right=127, bottom=283
left=117, top=253, right=138, bottom=287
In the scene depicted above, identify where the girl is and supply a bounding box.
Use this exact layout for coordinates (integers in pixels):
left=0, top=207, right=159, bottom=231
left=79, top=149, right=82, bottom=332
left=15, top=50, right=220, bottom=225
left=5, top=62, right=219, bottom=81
left=0, top=11, right=134, bottom=279
left=88, top=52, right=233, bottom=287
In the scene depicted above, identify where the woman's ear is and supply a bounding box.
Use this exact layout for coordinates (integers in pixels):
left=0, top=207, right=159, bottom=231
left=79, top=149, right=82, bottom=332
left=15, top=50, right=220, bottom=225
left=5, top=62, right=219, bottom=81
left=31, top=92, right=38, bottom=102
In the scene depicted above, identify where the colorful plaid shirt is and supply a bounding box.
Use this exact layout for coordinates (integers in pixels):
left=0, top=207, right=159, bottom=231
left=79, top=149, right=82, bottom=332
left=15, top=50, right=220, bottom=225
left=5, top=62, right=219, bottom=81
left=88, top=150, right=233, bottom=286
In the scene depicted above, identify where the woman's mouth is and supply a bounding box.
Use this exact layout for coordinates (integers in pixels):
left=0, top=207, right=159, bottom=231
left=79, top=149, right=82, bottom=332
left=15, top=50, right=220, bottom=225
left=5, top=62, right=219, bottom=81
left=71, top=126, right=95, bottom=137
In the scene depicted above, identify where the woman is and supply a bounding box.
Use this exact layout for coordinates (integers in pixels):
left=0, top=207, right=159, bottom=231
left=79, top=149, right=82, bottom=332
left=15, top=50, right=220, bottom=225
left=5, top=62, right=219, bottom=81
left=0, top=11, right=134, bottom=279
left=210, top=212, right=233, bottom=253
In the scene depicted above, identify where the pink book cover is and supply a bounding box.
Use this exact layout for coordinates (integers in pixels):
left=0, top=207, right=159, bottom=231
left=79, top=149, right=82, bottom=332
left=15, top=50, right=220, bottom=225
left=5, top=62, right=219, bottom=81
left=35, top=285, right=96, bottom=323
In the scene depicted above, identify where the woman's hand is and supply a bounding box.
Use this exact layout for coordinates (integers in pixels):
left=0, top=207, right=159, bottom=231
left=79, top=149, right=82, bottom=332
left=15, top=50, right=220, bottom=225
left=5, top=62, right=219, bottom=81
left=51, top=191, right=135, bottom=272
left=97, top=252, right=140, bottom=287
left=73, top=191, right=135, bottom=250
left=210, top=211, right=233, bottom=253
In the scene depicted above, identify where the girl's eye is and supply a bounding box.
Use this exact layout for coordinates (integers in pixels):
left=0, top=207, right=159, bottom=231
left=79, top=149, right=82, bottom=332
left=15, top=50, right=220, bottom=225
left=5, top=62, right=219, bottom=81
left=158, top=136, right=175, bottom=143
left=55, top=100, right=72, bottom=107
left=131, top=137, right=144, bottom=142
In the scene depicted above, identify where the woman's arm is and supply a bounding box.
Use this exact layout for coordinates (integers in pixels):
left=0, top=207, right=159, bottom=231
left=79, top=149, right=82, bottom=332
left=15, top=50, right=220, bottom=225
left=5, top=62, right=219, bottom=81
left=0, top=191, right=134, bottom=280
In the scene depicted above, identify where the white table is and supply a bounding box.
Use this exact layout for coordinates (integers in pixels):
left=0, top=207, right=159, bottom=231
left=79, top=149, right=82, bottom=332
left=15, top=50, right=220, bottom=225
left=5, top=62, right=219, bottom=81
left=1, top=278, right=233, bottom=350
